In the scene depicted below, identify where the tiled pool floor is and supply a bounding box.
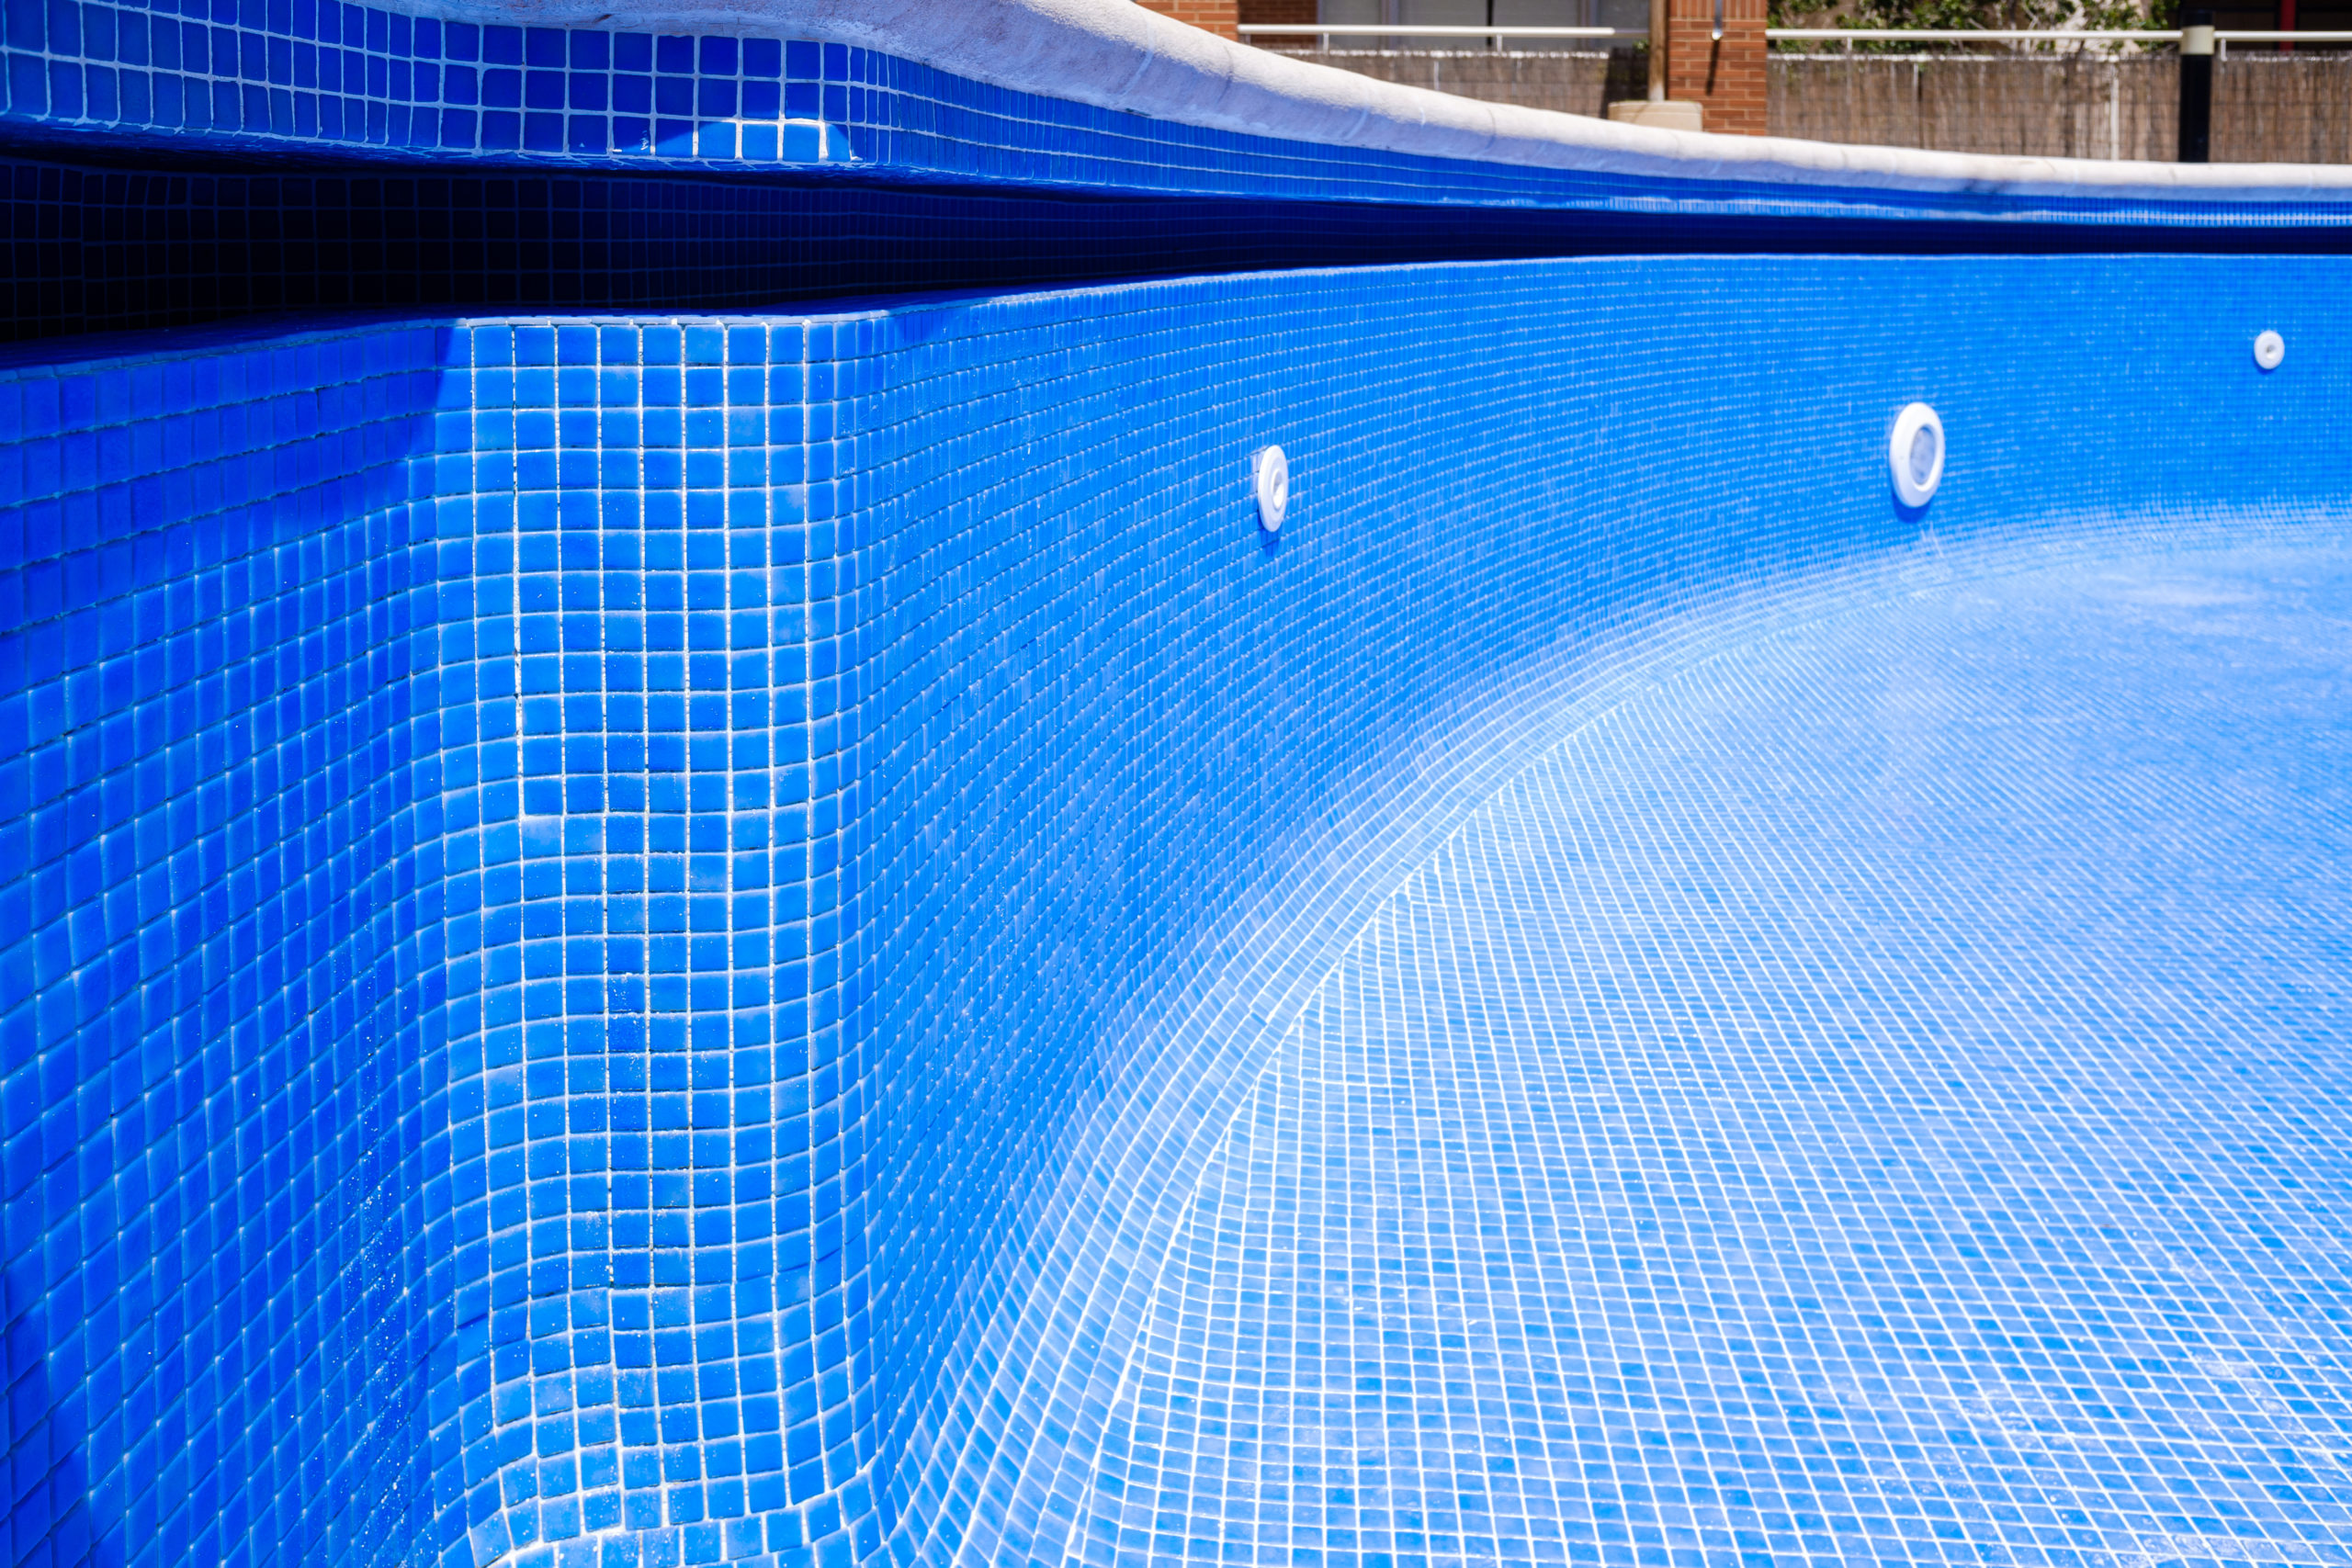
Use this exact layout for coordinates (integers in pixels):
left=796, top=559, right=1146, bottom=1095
left=1091, top=539, right=2352, bottom=1568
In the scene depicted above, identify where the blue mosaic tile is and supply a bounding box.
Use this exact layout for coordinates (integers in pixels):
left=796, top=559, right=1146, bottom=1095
left=12, top=157, right=2352, bottom=347
left=0, top=0, right=2349, bottom=231
left=1085, top=537, right=2352, bottom=1568
left=0, top=252, right=2347, bottom=1568
left=0, top=0, right=2346, bottom=344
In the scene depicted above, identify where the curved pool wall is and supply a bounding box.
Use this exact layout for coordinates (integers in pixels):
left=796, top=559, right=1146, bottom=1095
left=3, top=4, right=2351, bottom=1568
left=9, top=0, right=2352, bottom=342
left=7, top=253, right=2346, bottom=1568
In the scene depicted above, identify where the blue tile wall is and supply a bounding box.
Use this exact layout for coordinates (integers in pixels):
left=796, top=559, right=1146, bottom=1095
left=1077, top=555, right=2352, bottom=1568
left=2, top=253, right=2346, bottom=1568
left=15, top=153, right=2352, bottom=346
left=0, top=320, right=447, bottom=1568
left=5, top=0, right=2352, bottom=235
left=3, top=0, right=2350, bottom=345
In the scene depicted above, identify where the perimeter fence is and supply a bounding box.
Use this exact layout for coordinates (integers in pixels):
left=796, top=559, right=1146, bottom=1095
left=1771, top=52, right=2352, bottom=162
left=1274, top=48, right=2352, bottom=162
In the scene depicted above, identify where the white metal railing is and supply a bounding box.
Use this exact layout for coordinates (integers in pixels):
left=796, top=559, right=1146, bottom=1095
left=1238, top=21, right=2352, bottom=44
left=1237, top=23, right=1643, bottom=39
left=1772, top=26, right=2163, bottom=39
left=1770, top=26, right=2352, bottom=39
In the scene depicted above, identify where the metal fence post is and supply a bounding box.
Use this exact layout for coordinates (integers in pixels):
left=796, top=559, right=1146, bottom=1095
left=1650, top=0, right=1669, bottom=100
left=2179, top=8, right=2213, bottom=161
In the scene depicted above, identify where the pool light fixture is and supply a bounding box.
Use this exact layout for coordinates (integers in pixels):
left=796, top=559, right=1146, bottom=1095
left=1254, top=444, right=1290, bottom=533
left=2254, top=330, right=2285, bottom=371
left=1889, top=402, right=1945, bottom=508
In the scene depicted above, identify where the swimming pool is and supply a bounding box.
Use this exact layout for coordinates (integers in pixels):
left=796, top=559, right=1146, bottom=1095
left=3, top=5, right=2351, bottom=1568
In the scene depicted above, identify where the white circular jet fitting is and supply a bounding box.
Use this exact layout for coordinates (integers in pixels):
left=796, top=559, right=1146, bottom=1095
left=1889, top=402, right=1945, bottom=509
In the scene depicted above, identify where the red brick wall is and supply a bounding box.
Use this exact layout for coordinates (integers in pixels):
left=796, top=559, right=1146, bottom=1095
left=1238, top=0, right=1317, bottom=46
left=1667, top=0, right=1768, bottom=133
left=1136, top=0, right=1241, bottom=41
left=1230, top=0, right=1772, bottom=135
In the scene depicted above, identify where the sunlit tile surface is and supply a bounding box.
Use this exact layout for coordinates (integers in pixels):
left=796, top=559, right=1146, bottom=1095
left=2, top=252, right=2349, bottom=1568
left=1095, top=547, right=2352, bottom=1568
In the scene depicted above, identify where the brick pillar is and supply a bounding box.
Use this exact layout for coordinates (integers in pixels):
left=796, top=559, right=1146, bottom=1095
left=1666, top=0, right=1768, bottom=133
left=1136, top=0, right=1240, bottom=41
left=1237, top=0, right=1317, bottom=48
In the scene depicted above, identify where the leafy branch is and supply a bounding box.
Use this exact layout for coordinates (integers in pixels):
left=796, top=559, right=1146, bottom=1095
left=1768, top=0, right=2177, bottom=50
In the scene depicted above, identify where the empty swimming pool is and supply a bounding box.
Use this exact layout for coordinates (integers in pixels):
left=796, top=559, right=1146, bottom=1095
left=5, top=2, right=2352, bottom=1565
left=1086, top=527, right=2352, bottom=1568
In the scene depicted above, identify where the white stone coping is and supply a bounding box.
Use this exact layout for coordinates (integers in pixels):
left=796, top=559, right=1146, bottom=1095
left=395, top=0, right=2352, bottom=209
